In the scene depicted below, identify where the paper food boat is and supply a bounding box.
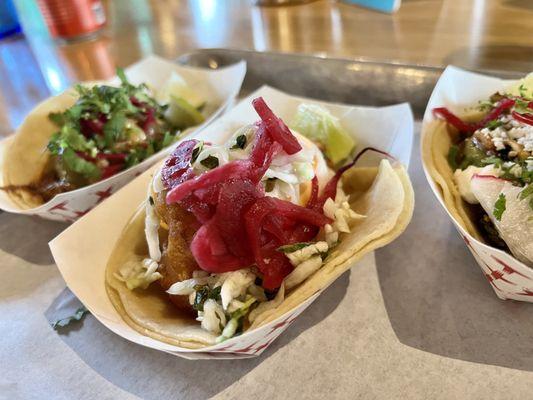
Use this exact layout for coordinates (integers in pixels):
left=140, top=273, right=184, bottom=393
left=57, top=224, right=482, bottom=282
left=421, top=66, right=533, bottom=302
left=0, top=55, right=246, bottom=222
left=50, top=86, right=414, bottom=359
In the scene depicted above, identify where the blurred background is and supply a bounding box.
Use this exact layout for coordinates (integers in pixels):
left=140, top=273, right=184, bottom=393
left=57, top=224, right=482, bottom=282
left=0, top=0, right=532, bottom=136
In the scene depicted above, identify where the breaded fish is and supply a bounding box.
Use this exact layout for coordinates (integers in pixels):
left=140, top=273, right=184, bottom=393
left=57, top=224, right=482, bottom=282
left=154, top=190, right=200, bottom=313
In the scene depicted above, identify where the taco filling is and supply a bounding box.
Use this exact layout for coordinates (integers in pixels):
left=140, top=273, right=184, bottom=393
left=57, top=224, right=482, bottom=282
left=113, top=97, right=370, bottom=342
left=3, top=69, right=206, bottom=203
left=433, top=76, right=533, bottom=265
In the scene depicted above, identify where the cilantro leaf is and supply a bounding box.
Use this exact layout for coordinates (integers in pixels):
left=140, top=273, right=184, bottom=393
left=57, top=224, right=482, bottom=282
left=116, top=67, right=131, bottom=87
left=231, top=134, right=247, bottom=150
left=481, top=156, right=503, bottom=168
left=191, top=142, right=203, bottom=163
left=493, top=193, right=506, bottom=221
left=161, top=131, right=175, bottom=148
left=48, top=112, right=65, bottom=126
left=519, top=184, right=533, bottom=212
left=200, top=155, right=219, bottom=169
left=192, top=285, right=222, bottom=311
left=51, top=306, right=89, bottom=330
left=103, top=112, right=126, bottom=147
left=277, top=242, right=313, bottom=253
left=486, top=119, right=503, bottom=130
left=62, top=148, right=101, bottom=180
left=519, top=184, right=533, bottom=201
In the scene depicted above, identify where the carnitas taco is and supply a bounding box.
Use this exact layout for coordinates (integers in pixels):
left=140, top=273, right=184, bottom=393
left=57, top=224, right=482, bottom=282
left=105, top=97, right=414, bottom=348
left=2, top=69, right=207, bottom=208
left=423, top=73, right=533, bottom=266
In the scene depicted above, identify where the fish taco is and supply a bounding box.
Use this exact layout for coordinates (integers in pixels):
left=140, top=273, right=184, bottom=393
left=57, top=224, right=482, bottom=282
left=105, top=97, right=414, bottom=348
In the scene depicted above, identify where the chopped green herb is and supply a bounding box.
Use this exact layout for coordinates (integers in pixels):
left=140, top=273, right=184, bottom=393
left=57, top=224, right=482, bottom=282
left=481, top=156, right=503, bottom=168
left=231, top=134, right=247, bottom=150
left=191, top=142, right=203, bottom=163
left=161, top=131, right=175, bottom=148
left=116, top=67, right=132, bottom=89
left=486, top=119, right=504, bottom=130
left=518, top=184, right=533, bottom=211
left=459, top=138, right=487, bottom=170
left=39, top=67, right=201, bottom=197
left=103, top=112, right=127, bottom=147
left=277, top=242, right=313, bottom=253
left=192, top=285, right=222, bottom=312
left=519, top=184, right=533, bottom=201
left=493, top=193, right=506, bottom=221
left=62, top=148, right=101, bottom=180
left=51, top=306, right=89, bottom=330
left=48, top=112, right=65, bottom=126
left=518, top=84, right=532, bottom=100
left=514, top=98, right=532, bottom=114
left=148, top=196, right=154, bottom=206
left=200, top=155, right=219, bottom=169
left=447, top=145, right=459, bottom=170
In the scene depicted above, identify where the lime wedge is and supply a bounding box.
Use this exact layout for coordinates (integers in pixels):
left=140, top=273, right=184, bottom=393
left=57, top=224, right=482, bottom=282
left=165, top=95, right=205, bottom=129
left=158, top=72, right=206, bottom=108
left=291, top=104, right=356, bottom=165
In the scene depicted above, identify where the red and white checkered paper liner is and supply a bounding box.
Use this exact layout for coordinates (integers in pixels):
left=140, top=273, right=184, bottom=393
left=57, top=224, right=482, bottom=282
left=49, top=86, right=413, bottom=359
left=421, top=66, right=533, bottom=302
left=0, top=55, right=246, bottom=222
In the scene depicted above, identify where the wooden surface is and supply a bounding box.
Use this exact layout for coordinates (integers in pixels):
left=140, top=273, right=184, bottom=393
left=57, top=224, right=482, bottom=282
left=1, top=0, right=532, bottom=136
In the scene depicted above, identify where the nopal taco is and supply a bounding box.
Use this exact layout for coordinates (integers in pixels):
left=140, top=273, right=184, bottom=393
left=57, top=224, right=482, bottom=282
left=423, top=73, right=533, bottom=266
left=105, top=97, right=414, bottom=348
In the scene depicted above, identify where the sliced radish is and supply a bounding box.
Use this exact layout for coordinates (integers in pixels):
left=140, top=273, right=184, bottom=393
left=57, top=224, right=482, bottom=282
left=471, top=175, right=533, bottom=266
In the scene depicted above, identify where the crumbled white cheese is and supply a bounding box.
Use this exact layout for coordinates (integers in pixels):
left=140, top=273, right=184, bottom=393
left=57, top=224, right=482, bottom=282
left=480, top=127, right=507, bottom=151
left=516, top=126, right=533, bottom=152
left=478, top=118, right=533, bottom=153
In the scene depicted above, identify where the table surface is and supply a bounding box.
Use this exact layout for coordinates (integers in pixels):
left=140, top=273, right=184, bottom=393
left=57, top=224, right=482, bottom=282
left=1, top=0, right=532, bottom=136
left=2, top=1, right=533, bottom=399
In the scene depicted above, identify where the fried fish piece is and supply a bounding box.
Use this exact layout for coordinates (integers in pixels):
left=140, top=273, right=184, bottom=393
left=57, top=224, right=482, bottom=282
left=154, top=190, right=200, bottom=313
